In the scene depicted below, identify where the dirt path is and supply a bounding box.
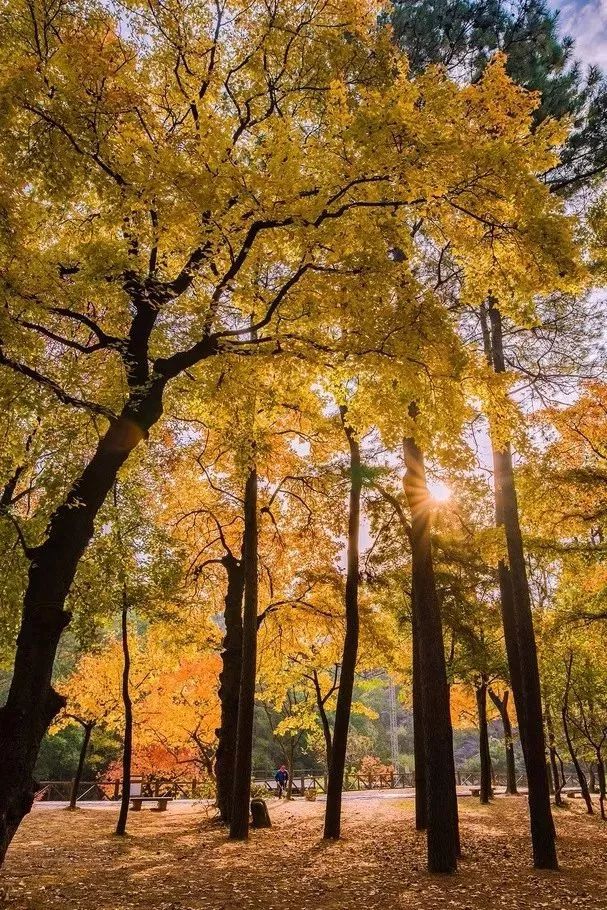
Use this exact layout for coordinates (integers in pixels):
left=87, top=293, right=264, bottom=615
left=2, top=796, right=606, bottom=909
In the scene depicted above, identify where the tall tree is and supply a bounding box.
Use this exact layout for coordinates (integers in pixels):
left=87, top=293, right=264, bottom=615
left=403, top=417, right=459, bottom=873
left=324, top=410, right=362, bottom=839
left=229, top=467, right=258, bottom=840
left=0, top=0, right=582, bottom=859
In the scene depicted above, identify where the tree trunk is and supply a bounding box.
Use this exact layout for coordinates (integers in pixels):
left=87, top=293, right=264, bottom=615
left=0, top=389, right=164, bottom=862
left=477, top=679, right=493, bottom=804
left=480, top=305, right=527, bottom=760
left=215, top=550, right=245, bottom=824
left=597, top=753, right=606, bottom=821
left=312, top=670, right=333, bottom=770
left=116, top=587, right=133, bottom=836
left=544, top=701, right=563, bottom=807
left=561, top=706, right=593, bottom=813
left=229, top=467, right=258, bottom=840
left=69, top=721, right=94, bottom=810
left=402, top=421, right=458, bottom=874
left=411, top=579, right=427, bottom=830
left=286, top=746, right=294, bottom=801
left=485, top=301, right=557, bottom=870
left=489, top=689, right=517, bottom=795
left=323, top=411, right=362, bottom=840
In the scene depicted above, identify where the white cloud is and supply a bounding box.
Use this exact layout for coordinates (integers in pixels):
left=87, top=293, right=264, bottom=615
left=553, top=0, right=607, bottom=70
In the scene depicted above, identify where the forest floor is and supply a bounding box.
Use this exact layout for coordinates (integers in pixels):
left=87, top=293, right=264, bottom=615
left=2, top=795, right=607, bottom=910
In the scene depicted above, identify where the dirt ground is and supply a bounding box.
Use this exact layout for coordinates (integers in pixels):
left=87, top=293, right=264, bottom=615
left=2, top=796, right=607, bottom=910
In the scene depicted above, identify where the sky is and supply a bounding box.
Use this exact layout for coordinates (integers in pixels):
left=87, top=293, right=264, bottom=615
left=551, top=0, right=607, bottom=69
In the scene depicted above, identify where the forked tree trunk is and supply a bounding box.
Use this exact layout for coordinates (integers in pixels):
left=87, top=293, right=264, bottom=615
left=0, top=390, right=165, bottom=862
left=324, top=411, right=362, bottom=840
left=476, top=678, right=492, bottom=804
left=489, top=689, right=517, bottom=795
left=69, top=720, right=94, bottom=810
left=484, top=301, right=557, bottom=870
left=411, top=581, right=427, bottom=830
left=215, top=550, right=245, bottom=824
left=116, top=587, right=133, bottom=837
left=402, top=421, right=458, bottom=874
left=229, top=467, right=258, bottom=840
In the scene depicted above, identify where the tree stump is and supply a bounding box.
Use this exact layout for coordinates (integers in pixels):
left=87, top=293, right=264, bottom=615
left=250, top=798, right=271, bottom=828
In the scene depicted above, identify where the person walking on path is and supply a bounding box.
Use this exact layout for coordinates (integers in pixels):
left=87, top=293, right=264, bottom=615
left=274, top=765, right=289, bottom=798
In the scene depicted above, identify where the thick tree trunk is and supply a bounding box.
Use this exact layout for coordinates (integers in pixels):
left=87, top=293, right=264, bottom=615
left=215, top=550, right=245, bottom=824
left=69, top=721, right=94, bottom=810
left=403, top=423, right=458, bottom=874
left=411, top=580, right=427, bottom=830
left=324, top=412, right=361, bottom=840
left=0, top=389, right=164, bottom=862
left=116, top=587, right=133, bottom=837
left=229, top=468, right=258, bottom=840
left=477, top=679, right=493, bottom=804
left=489, top=689, right=517, bottom=795
left=484, top=302, right=557, bottom=869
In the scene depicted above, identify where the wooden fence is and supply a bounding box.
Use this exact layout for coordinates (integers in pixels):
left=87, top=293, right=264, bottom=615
left=35, top=769, right=584, bottom=802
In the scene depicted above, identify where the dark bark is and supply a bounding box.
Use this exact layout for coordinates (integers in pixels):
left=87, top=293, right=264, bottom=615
left=311, top=669, right=334, bottom=770
left=411, top=580, right=427, bottom=830
left=562, top=707, right=593, bottom=814
left=477, top=678, right=493, bottom=804
left=562, top=654, right=593, bottom=814
left=215, top=550, right=245, bottom=824
left=597, top=754, right=606, bottom=821
left=489, top=689, right=517, bottom=795
left=480, top=305, right=527, bottom=760
left=0, top=384, right=166, bottom=861
left=116, top=586, right=133, bottom=836
left=229, top=467, right=258, bottom=840
left=323, top=411, right=362, bottom=840
left=484, top=301, right=557, bottom=870
left=69, top=721, right=94, bottom=810
left=544, top=701, right=563, bottom=807
left=402, top=421, right=458, bottom=874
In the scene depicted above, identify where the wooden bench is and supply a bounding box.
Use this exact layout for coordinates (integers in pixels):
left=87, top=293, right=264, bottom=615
left=130, top=796, right=173, bottom=812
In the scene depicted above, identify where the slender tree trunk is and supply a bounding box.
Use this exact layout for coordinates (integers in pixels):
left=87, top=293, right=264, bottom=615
left=69, top=721, right=94, bottom=810
left=286, top=745, right=294, bottom=801
left=597, top=752, right=606, bottom=821
left=411, top=580, right=427, bottom=830
left=403, top=420, right=458, bottom=874
left=312, top=670, right=333, bottom=770
left=229, top=467, right=258, bottom=840
left=116, top=587, right=133, bottom=837
left=489, top=689, right=517, bottom=795
left=544, top=701, right=563, bottom=807
left=561, top=656, right=593, bottom=814
left=0, top=388, right=165, bottom=861
left=215, top=550, right=245, bottom=824
left=484, top=301, right=557, bottom=869
left=477, top=678, right=492, bottom=804
left=562, top=707, right=593, bottom=813
left=324, top=411, right=362, bottom=840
